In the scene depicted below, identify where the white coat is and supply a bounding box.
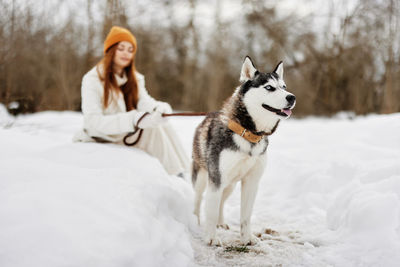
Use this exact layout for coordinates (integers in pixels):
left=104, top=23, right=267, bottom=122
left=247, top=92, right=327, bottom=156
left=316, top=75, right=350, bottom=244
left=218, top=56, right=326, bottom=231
left=73, top=65, right=189, bottom=175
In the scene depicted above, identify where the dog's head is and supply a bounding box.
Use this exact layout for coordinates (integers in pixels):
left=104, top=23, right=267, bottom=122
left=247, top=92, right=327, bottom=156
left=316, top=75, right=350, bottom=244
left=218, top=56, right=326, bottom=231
left=238, top=56, right=296, bottom=131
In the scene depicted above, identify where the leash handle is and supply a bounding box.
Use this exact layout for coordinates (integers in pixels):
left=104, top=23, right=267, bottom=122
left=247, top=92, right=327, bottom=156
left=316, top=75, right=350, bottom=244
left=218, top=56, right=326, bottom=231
left=123, top=112, right=150, bottom=146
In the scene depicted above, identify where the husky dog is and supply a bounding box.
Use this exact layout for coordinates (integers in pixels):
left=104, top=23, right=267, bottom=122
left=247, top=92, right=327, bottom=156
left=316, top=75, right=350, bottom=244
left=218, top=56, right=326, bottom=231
left=192, top=56, right=296, bottom=246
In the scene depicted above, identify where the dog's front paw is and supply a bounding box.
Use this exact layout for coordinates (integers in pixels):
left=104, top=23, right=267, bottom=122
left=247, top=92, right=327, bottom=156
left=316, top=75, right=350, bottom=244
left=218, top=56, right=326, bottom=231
left=240, top=234, right=259, bottom=246
left=217, top=223, right=230, bottom=230
left=205, top=235, right=222, bottom=246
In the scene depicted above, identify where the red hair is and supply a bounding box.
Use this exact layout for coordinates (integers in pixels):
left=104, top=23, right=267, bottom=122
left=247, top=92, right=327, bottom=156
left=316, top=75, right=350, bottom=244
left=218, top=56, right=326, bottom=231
left=96, top=43, right=139, bottom=111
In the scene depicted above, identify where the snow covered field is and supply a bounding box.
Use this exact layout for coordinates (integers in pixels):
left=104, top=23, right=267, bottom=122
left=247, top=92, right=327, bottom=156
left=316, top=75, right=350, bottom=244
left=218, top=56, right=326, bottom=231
left=1, top=105, right=399, bottom=267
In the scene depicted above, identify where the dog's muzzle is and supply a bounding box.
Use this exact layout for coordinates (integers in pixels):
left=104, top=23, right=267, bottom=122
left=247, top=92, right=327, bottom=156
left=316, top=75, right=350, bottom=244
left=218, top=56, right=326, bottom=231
left=262, top=94, right=296, bottom=117
left=262, top=104, right=293, bottom=117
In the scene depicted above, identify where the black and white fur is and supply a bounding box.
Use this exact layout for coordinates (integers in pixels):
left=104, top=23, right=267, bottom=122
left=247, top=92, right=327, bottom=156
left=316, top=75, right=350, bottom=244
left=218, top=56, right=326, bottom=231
left=192, top=56, right=296, bottom=246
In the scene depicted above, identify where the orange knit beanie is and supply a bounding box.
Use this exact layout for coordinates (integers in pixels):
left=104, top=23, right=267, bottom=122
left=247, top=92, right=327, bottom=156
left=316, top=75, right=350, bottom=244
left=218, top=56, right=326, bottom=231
left=103, top=26, right=137, bottom=54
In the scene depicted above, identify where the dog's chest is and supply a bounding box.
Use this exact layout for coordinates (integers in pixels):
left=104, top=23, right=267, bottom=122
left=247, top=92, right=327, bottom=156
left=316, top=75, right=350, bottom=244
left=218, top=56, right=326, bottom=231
left=219, top=148, right=266, bottom=185
left=232, top=134, right=268, bottom=156
left=218, top=135, right=268, bottom=185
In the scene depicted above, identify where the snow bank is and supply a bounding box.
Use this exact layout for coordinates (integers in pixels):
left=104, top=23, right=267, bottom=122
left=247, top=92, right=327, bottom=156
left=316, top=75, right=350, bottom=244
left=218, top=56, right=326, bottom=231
left=325, top=178, right=400, bottom=266
left=0, top=110, right=197, bottom=267
left=327, top=181, right=400, bottom=243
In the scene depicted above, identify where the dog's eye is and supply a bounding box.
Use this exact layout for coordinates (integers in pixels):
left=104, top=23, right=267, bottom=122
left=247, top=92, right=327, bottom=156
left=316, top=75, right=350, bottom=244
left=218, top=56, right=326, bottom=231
left=265, top=85, right=276, bottom=91
left=282, top=85, right=287, bottom=90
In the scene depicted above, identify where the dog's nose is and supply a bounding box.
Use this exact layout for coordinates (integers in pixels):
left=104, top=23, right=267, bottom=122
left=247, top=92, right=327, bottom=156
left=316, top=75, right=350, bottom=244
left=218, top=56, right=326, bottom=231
left=286, top=95, right=296, bottom=105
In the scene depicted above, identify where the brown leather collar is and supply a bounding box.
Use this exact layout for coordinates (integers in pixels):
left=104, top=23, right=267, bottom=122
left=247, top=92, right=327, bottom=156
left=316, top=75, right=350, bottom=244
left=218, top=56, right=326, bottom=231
left=228, top=119, right=280, bottom=143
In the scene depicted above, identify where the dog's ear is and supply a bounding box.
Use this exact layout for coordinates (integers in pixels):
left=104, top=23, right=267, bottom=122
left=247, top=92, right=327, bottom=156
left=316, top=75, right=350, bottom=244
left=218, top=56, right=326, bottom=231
left=273, top=61, right=284, bottom=78
left=240, top=56, right=258, bottom=82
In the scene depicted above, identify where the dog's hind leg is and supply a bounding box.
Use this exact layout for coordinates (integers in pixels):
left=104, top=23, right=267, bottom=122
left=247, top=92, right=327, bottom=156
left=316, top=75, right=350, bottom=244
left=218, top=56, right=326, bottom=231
left=204, top=184, right=223, bottom=246
left=193, top=168, right=207, bottom=225
left=217, top=183, right=236, bottom=230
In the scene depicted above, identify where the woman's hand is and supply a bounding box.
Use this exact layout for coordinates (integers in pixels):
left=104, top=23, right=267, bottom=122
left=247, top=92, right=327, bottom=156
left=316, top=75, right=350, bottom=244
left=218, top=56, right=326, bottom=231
left=137, top=111, right=166, bottom=129
left=155, top=102, right=172, bottom=114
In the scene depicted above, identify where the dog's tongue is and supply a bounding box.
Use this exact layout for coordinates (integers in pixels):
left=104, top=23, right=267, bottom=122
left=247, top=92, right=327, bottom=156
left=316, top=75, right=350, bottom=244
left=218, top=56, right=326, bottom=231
left=282, top=109, right=292, bottom=116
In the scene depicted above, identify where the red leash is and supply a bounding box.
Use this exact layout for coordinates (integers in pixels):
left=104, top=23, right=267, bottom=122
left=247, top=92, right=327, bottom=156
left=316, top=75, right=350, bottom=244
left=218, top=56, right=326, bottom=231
left=162, top=112, right=207, bottom=117
left=123, top=112, right=207, bottom=146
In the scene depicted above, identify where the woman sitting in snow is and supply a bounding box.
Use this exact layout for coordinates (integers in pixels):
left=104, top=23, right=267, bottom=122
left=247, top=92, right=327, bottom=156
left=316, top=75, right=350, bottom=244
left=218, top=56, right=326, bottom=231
left=73, top=26, right=189, bottom=176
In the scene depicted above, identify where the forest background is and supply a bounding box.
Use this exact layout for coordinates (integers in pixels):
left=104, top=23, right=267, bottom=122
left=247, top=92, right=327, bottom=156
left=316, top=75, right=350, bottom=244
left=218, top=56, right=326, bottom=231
left=1, top=0, right=399, bottom=116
